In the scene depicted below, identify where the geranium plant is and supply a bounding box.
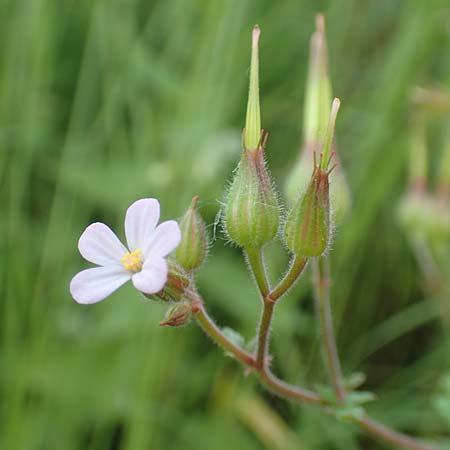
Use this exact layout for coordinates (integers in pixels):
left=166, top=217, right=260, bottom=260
left=70, top=16, right=442, bottom=450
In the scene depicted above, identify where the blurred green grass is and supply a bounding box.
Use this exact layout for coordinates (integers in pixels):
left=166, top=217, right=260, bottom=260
left=1, top=0, right=450, bottom=449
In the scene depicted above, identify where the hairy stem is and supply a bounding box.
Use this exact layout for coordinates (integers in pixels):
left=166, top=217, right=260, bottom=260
left=190, top=246, right=439, bottom=449
left=269, top=256, right=308, bottom=301
left=192, top=294, right=322, bottom=404
left=245, top=246, right=273, bottom=368
left=256, top=300, right=274, bottom=368
left=354, top=415, right=440, bottom=450
left=190, top=291, right=441, bottom=450
left=258, top=366, right=323, bottom=404
left=193, top=301, right=255, bottom=367
left=248, top=251, right=308, bottom=368
left=245, top=246, right=270, bottom=298
left=312, top=256, right=346, bottom=404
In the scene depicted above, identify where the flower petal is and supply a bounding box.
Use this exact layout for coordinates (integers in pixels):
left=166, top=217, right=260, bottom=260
left=70, top=266, right=130, bottom=304
left=131, top=257, right=168, bottom=294
left=144, top=220, right=181, bottom=259
left=125, top=198, right=160, bottom=253
left=78, top=223, right=128, bottom=266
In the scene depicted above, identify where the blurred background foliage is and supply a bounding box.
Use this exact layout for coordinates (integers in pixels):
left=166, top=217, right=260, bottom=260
left=1, top=0, right=450, bottom=449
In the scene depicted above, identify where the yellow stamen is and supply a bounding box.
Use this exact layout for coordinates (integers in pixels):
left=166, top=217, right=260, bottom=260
left=121, top=249, right=143, bottom=272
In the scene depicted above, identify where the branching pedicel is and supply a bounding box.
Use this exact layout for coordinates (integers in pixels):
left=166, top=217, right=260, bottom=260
left=70, top=18, right=442, bottom=450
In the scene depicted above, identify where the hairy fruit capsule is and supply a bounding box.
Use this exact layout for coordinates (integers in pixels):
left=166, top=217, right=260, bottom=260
left=285, top=16, right=350, bottom=223
left=224, top=143, right=279, bottom=248
left=284, top=162, right=331, bottom=256
left=284, top=99, right=340, bottom=257
left=223, top=25, right=280, bottom=248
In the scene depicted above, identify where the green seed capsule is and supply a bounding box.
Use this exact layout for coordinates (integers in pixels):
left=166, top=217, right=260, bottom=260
left=284, top=164, right=331, bottom=257
left=286, top=16, right=350, bottom=224
left=223, top=25, right=280, bottom=248
left=284, top=98, right=340, bottom=257
left=224, top=147, right=279, bottom=248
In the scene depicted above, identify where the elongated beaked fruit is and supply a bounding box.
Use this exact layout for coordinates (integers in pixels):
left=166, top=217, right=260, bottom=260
left=284, top=99, right=340, bottom=256
left=286, top=16, right=350, bottom=224
left=223, top=25, right=279, bottom=248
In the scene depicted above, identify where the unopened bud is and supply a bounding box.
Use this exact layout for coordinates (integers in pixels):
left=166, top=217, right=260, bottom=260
left=244, top=25, right=262, bottom=151
left=176, top=196, right=209, bottom=270
left=144, top=262, right=190, bottom=303
left=160, top=302, right=192, bottom=327
left=284, top=100, right=340, bottom=256
left=223, top=140, right=280, bottom=248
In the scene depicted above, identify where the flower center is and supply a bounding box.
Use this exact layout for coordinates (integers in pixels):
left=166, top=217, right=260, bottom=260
left=121, top=249, right=143, bottom=272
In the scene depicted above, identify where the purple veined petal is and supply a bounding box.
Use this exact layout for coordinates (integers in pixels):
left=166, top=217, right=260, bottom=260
left=78, top=223, right=128, bottom=266
left=70, top=266, right=131, bottom=304
left=143, top=220, right=181, bottom=259
left=125, top=198, right=160, bottom=253
left=131, top=256, right=168, bottom=294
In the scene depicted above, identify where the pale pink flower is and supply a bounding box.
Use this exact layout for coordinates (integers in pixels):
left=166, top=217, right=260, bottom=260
left=70, top=199, right=181, bottom=304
